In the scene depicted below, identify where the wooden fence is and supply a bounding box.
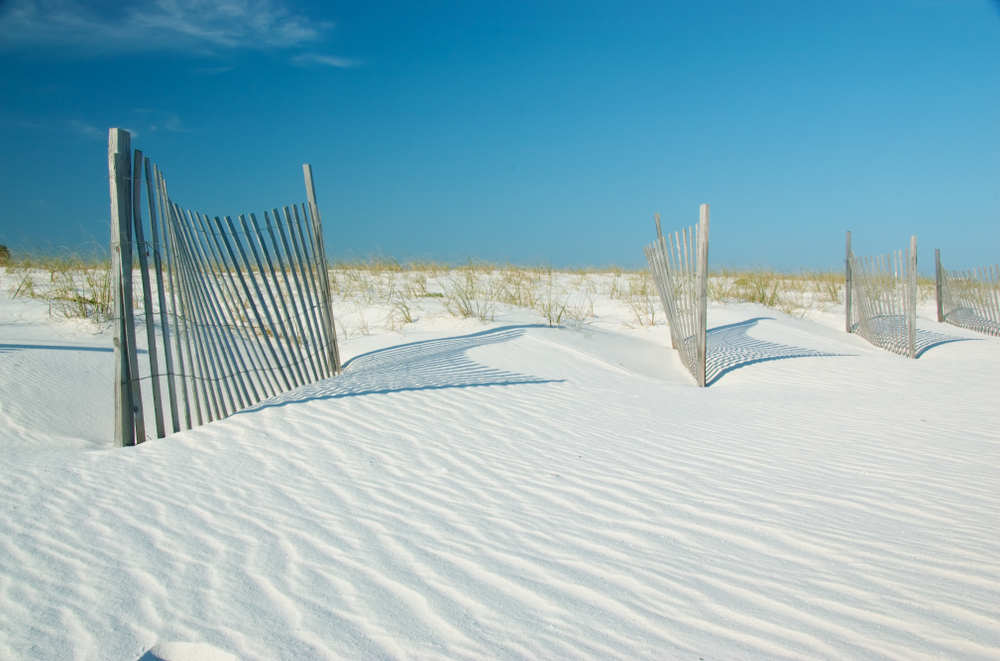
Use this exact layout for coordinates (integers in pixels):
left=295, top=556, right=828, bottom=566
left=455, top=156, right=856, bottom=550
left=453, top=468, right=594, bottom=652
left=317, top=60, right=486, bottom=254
left=108, top=128, right=341, bottom=447
left=644, top=204, right=709, bottom=386
left=845, top=232, right=918, bottom=358
left=935, top=250, right=1000, bottom=337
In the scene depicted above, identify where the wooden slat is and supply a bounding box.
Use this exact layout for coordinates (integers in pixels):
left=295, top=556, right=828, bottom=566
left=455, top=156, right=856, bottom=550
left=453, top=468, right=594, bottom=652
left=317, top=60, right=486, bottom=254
left=267, top=209, right=315, bottom=384
left=181, top=212, right=254, bottom=411
left=191, top=212, right=260, bottom=409
left=189, top=213, right=278, bottom=401
left=146, top=159, right=181, bottom=434
left=242, top=213, right=306, bottom=390
left=169, top=203, right=221, bottom=422
left=218, top=214, right=297, bottom=393
left=282, top=206, right=324, bottom=381
left=172, top=210, right=239, bottom=417
left=290, top=204, right=329, bottom=379
left=132, top=149, right=165, bottom=440
left=157, top=171, right=198, bottom=428
left=296, top=202, right=332, bottom=377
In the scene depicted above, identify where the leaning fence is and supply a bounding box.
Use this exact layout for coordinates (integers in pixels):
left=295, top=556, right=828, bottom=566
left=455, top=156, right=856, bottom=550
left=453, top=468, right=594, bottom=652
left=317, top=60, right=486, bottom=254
left=845, top=232, right=918, bottom=358
left=644, top=204, right=709, bottom=386
left=108, top=128, right=341, bottom=447
left=935, top=250, right=1000, bottom=337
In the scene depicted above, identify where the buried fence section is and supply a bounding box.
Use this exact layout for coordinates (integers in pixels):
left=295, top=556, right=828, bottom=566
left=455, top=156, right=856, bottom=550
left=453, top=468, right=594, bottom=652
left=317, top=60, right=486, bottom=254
left=935, top=250, right=1000, bottom=337
left=644, top=204, right=710, bottom=386
left=847, top=234, right=918, bottom=358
left=108, top=128, right=341, bottom=447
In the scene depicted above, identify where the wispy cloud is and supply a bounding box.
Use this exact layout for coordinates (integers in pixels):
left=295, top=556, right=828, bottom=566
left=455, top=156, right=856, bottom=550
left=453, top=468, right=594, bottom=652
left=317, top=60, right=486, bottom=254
left=4, top=115, right=182, bottom=140
left=65, top=119, right=104, bottom=139
left=0, top=0, right=328, bottom=54
left=137, top=109, right=191, bottom=133
left=291, top=53, right=362, bottom=68
left=6, top=117, right=106, bottom=138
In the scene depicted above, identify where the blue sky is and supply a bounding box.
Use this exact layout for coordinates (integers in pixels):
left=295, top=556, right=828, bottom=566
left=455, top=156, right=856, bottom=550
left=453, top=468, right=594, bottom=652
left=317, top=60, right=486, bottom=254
left=1, top=0, right=998, bottom=270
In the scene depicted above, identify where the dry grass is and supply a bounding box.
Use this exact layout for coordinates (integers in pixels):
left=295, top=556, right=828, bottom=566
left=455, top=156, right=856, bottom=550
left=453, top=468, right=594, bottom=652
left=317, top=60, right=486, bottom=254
left=323, top=259, right=859, bottom=332
left=5, top=251, right=870, bottom=331
left=709, top=267, right=847, bottom=317
left=4, top=252, right=115, bottom=324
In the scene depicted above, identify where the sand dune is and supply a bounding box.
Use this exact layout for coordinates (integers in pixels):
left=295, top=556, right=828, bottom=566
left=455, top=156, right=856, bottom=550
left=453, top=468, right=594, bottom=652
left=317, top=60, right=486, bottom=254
left=1, top=293, right=997, bottom=660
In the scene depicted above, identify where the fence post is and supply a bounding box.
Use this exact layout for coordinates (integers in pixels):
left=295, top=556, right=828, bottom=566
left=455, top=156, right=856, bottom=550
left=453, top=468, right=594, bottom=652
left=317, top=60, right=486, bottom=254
left=303, top=164, right=342, bottom=375
left=845, top=231, right=853, bottom=333
left=908, top=235, right=917, bottom=359
left=935, top=248, right=944, bottom=323
left=696, top=204, right=709, bottom=387
left=108, top=129, right=147, bottom=446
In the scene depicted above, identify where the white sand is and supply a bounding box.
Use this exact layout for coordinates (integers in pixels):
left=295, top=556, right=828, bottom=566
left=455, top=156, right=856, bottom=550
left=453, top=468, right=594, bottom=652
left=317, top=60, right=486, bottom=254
left=1, top=286, right=998, bottom=660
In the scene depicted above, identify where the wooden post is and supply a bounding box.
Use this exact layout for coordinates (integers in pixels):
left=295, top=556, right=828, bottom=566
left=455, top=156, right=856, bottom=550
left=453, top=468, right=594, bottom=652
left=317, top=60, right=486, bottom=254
left=109, top=129, right=134, bottom=447
left=303, top=164, right=342, bottom=376
left=935, top=248, right=944, bottom=323
left=845, top=231, right=853, bottom=333
left=696, top=203, right=709, bottom=387
left=109, top=129, right=146, bottom=446
left=908, top=235, right=917, bottom=359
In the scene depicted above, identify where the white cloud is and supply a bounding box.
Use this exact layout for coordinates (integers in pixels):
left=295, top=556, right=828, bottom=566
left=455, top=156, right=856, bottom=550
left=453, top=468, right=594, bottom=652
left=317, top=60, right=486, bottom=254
left=291, top=53, right=361, bottom=68
left=0, top=0, right=328, bottom=53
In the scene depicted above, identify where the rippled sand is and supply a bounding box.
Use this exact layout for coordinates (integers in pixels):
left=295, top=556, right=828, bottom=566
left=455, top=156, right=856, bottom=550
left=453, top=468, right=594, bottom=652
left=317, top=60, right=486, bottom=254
left=1, top=294, right=997, bottom=660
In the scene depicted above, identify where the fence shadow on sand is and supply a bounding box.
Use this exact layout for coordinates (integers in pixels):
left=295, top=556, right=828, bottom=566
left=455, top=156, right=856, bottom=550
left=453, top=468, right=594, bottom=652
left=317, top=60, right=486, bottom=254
left=705, top=318, right=850, bottom=386
left=245, top=326, right=559, bottom=411
left=912, top=327, right=977, bottom=357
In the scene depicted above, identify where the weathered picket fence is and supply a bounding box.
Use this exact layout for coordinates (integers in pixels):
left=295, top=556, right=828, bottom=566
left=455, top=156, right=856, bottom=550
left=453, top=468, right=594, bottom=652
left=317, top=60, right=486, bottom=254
left=845, top=232, right=918, bottom=358
left=108, top=128, right=341, bottom=447
left=644, top=204, right=709, bottom=386
left=935, top=250, right=1000, bottom=337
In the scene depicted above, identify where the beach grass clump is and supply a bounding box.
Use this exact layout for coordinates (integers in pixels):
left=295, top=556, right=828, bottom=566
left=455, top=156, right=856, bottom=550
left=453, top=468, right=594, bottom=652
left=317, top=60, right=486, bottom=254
left=708, top=267, right=849, bottom=317
left=443, top=268, right=497, bottom=322
left=5, top=251, right=115, bottom=324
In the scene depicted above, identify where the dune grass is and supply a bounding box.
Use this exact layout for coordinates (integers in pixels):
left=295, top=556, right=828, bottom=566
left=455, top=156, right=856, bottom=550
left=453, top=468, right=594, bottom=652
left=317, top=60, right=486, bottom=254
left=6, top=251, right=937, bottom=331
left=3, top=252, right=115, bottom=324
